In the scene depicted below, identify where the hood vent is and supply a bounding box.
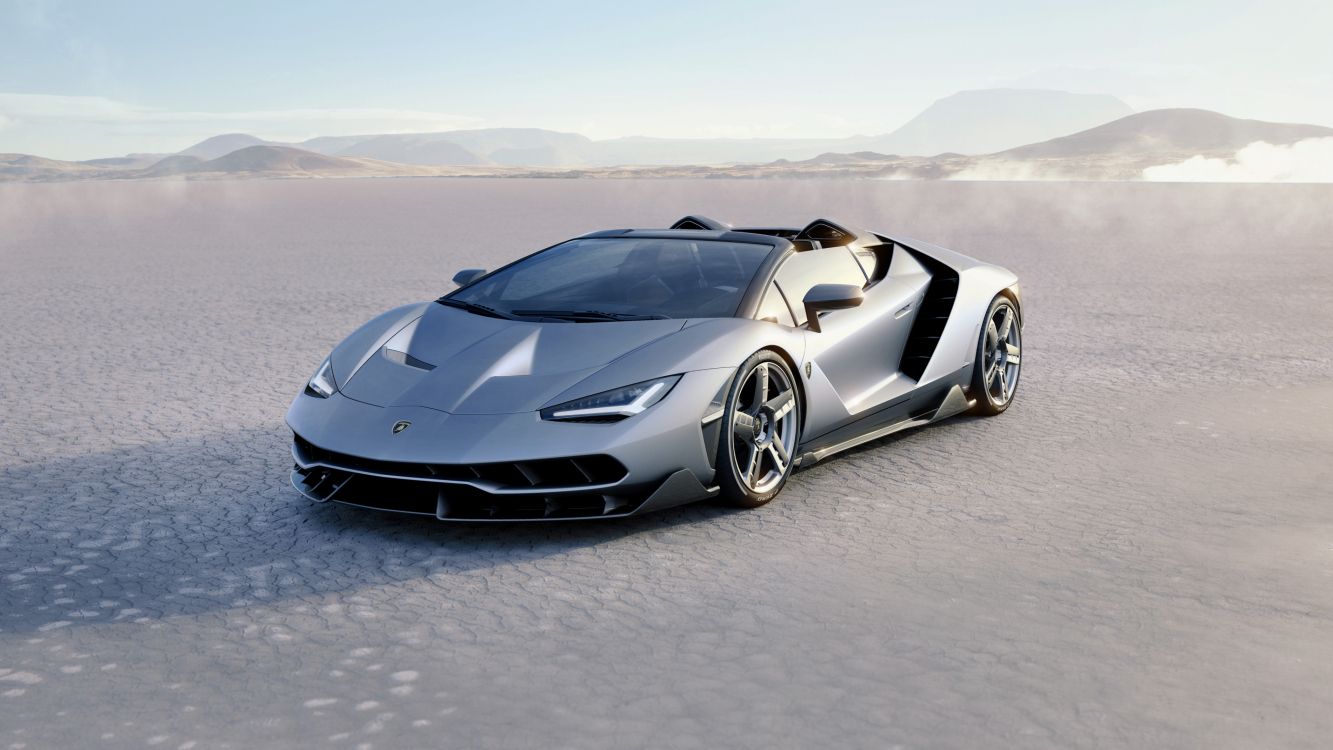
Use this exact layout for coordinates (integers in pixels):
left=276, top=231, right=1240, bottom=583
left=382, top=347, right=436, bottom=371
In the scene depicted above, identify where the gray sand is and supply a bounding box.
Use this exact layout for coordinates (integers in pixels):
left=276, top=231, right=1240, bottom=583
left=1, top=179, right=1331, bottom=749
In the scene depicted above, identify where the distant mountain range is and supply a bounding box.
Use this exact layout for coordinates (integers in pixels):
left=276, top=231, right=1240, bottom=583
left=858, top=89, right=1132, bottom=156
left=3, top=91, right=1331, bottom=182
left=163, top=89, right=1132, bottom=168
left=997, top=108, right=1333, bottom=159
left=0, top=145, right=510, bottom=181
left=743, top=109, right=1333, bottom=180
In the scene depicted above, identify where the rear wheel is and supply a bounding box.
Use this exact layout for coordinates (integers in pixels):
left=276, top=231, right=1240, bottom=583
left=970, top=295, right=1022, bottom=415
left=717, top=351, right=801, bottom=508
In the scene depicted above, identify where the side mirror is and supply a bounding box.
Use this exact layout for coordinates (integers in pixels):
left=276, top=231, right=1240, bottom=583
left=452, top=268, right=487, bottom=287
left=802, top=283, right=863, bottom=332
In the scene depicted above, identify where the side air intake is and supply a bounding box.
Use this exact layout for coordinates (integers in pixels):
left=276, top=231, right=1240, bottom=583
left=670, top=215, right=731, bottom=231
left=898, top=250, right=960, bottom=381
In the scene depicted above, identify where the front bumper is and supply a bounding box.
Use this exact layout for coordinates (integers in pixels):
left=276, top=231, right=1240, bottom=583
left=290, top=446, right=717, bottom=520
left=285, top=368, right=734, bottom=521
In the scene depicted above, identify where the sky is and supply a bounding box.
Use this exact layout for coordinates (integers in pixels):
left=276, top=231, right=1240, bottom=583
left=2, top=0, right=1332, bottom=160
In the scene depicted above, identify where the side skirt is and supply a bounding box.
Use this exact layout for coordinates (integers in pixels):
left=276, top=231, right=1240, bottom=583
left=793, top=384, right=975, bottom=467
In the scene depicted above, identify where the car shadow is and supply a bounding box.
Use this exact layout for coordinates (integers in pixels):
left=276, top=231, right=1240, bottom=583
left=0, top=426, right=740, bottom=635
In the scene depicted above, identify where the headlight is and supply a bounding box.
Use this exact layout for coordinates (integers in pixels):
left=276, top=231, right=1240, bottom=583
left=306, top=358, right=337, bottom=398
left=540, top=375, right=680, bottom=422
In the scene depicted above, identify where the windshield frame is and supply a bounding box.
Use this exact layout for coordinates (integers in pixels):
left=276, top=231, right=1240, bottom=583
left=440, top=231, right=789, bottom=321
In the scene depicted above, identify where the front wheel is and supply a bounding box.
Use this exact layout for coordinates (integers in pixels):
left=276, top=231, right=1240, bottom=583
left=716, top=351, right=801, bottom=508
left=970, top=295, right=1022, bottom=415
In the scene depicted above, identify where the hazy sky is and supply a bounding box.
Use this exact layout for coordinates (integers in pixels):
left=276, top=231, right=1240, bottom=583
left=3, top=0, right=1331, bottom=159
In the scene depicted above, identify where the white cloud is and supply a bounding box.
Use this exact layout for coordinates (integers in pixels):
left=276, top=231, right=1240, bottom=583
left=0, top=93, right=482, bottom=159
left=1142, top=138, right=1333, bottom=183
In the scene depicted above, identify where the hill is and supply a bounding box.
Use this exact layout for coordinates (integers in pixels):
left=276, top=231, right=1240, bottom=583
left=999, top=108, right=1333, bottom=159
left=721, top=108, right=1333, bottom=181
left=334, top=135, right=490, bottom=166
left=324, top=128, right=593, bottom=166
left=1, top=153, right=106, bottom=180
left=293, top=134, right=381, bottom=155
left=10, top=105, right=1332, bottom=182
left=164, top=90, right=1134, bottom=168
left=179, top=133, right=273, bottom=159
left=140, top=154, right=205, bottom=177
left=200, top=145, right=366, bottom=173
left=580, top=91, right=1130, bottom=163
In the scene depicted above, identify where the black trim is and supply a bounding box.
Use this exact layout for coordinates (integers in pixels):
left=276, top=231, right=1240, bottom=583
left=795, top=375, right=958, bottom=458
left=293, top=464, right=637, bottom=520
left=670, top=215, right=731, bottom=231
left=898, top=249, right=959, bottom=381
left=290, top=450, right=712, bottom=521
left=794, top=219, right=858, bottom=247
left=700, top=370, right=737, bottom=472
left=293, top=434, right=628, bottom=489
left=734, top=244, right=795, bottom=320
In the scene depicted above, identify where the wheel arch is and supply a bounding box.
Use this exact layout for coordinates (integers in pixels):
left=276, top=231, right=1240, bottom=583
left=999, top=282, right=1023, bottom=325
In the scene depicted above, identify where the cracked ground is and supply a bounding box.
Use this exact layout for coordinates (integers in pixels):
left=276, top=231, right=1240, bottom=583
left=2, top=179, right=1331, bottom=749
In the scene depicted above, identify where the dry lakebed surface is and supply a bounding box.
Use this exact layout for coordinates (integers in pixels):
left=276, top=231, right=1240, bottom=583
left=1, top=178, right=1331, bottom=749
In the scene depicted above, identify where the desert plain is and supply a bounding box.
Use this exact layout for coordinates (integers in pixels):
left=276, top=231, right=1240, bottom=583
left=1, top=178, right=1331, bottom=749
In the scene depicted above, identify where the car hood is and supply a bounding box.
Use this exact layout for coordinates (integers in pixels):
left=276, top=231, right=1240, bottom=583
left=336, top=303, right=688, bottom=414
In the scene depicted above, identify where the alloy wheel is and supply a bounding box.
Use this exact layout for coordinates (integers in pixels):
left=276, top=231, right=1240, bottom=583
left=729, top=361, right=798, bottom=494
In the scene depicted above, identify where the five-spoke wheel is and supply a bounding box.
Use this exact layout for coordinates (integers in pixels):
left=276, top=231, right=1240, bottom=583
left=717, top=351, right=801, bottom=506
left=972, top=295, right=1022, bottom=415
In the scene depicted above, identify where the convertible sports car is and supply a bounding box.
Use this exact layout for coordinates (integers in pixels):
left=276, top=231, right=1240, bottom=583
left=287, top=216, right=1022, bottom=521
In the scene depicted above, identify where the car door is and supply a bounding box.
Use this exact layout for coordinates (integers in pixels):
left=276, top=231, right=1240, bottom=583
left=774, top=246, right=932, bottom=426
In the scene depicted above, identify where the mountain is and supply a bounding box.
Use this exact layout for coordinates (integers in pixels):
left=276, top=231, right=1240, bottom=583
left=861, top=89, right=1133, bottom=156
left=293, top=134, right=381, bottom=155
left=320, top=128, right=592, bottom=166
left=0, top=153, right=107, bottom=180
left=165, top=145, right=524, bottom=178
left=139, top=154, right=205, bottom=177
left=164, top=90, right=1134, bottom=168
left=13, top=102, right=1332, bottom=182
left=735, top=108, right=1333, bottom=181
left=334, top=135, right=491, bottom=166
left=998, top=108, right=1333, bottom=159
left=196, top=145, right=386, bottom=174
left=179, top=133, right=273, bottom=159
left=579, top=91, right=1131, bottom=163
left=585, top=136, right=855, bottom=166
left=169, top=142, right=419, bottom=175
left=79, top=155, right=165, bottom=168
left=416, top=128, right=592, bottom=165
left=789, top=151, right=896, bottom=165
left=177, top=128, right=592, bottom=167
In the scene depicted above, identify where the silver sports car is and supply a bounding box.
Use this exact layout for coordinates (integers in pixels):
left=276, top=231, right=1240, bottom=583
left=287, top=216, right=1022, bottom=520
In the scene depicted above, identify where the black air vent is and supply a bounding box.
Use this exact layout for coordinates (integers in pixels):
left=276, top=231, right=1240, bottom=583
left=293, top=434, right=628, bottom=489
left=291, top=464, right=637, bottom=520
left=899, top=250, right=960, bottom=381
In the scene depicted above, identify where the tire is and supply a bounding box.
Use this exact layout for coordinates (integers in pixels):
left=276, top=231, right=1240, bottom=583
left=970, top=294, right=1022, bottom=416
left=716, top=351, right=801, bottom=508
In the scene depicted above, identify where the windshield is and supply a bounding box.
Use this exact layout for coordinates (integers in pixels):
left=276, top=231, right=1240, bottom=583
left=446, top=237, right=773, bottom=321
